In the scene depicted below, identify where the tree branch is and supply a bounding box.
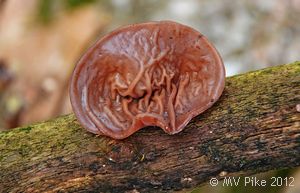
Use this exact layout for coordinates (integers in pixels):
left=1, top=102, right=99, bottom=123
left=1, top=62, right=300, bottom=193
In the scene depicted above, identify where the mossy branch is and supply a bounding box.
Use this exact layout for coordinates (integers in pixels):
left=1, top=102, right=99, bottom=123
left=1, top=62, right=300, bottom=193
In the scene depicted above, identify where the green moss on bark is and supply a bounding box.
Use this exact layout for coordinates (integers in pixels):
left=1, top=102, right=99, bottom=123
left=0, top=62, right=299, bottom=193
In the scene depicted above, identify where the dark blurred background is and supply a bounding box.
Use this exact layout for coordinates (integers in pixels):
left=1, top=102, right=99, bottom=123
left=0, top=0, right=299, bottom=193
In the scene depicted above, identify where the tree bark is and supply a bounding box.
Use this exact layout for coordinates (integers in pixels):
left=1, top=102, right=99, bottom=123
left=0, top=62, right=300, bottom=193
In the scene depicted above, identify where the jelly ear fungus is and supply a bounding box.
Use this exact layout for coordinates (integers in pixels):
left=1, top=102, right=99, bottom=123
left=70, top=21, right=225, bottom=139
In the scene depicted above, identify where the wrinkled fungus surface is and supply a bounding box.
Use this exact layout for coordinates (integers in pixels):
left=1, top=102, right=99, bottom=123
left=70, top=21, right=225, bottom=139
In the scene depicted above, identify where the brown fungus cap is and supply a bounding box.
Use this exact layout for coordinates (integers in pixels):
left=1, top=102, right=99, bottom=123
left=70, top=21, right=225, bottom=139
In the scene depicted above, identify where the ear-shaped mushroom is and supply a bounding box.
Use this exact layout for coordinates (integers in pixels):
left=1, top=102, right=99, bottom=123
left=70, top=21, right=225, bottom=139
